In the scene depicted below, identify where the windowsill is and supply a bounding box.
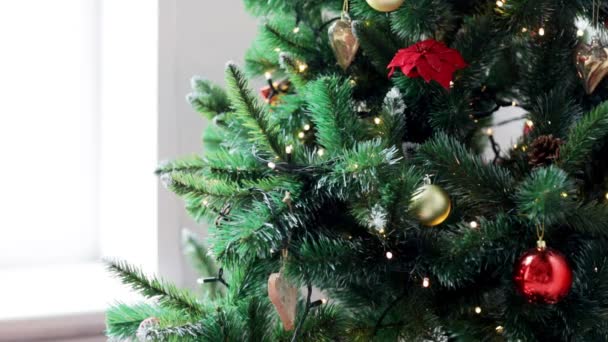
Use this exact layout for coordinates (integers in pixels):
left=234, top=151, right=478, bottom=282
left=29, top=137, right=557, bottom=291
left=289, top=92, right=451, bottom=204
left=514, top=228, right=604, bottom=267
left=0, top=262, right=139, bottom=341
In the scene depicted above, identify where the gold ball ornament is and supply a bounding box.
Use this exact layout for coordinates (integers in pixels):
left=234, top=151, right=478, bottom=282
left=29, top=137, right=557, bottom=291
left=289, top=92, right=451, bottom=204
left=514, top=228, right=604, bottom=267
left=410, top=184, right=451, bottom=226
left=366, top=0, right=405, bottom=12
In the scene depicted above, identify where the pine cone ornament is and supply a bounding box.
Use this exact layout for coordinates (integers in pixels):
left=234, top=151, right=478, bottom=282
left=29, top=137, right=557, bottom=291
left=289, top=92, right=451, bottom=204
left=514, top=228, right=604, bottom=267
left=528, top=134, right=563, bottom=167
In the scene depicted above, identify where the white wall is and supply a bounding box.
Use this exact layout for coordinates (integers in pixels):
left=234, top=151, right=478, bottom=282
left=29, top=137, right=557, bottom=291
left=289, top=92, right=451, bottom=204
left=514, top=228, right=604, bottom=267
left=159, top=0, right=258, bottom=287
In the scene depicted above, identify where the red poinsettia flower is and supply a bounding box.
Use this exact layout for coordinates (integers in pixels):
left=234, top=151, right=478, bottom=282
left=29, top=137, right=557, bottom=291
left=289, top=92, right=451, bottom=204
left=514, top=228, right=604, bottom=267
left=387, top=39, right=468, bottom=89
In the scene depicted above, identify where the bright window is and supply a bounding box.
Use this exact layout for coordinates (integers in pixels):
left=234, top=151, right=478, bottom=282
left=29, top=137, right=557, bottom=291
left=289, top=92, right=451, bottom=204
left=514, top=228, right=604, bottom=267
left=0, top=1, right=101, bottom=268
left=0, top=0, right=160, bottom=325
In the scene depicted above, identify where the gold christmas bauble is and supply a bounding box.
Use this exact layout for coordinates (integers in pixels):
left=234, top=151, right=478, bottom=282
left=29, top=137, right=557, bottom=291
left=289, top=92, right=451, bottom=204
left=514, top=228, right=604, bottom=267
left=366, top=0, right=405, bottom=12
left=410, top=184, right=451, bottom=226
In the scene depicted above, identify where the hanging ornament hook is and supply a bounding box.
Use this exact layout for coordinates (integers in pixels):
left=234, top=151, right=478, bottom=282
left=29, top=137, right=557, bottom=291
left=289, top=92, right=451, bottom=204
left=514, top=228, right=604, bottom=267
left=342, top=0, right=349, bottom=20
left=536, top=222, right=546, bottom=250
left=423, top=174, right=434, bottom=185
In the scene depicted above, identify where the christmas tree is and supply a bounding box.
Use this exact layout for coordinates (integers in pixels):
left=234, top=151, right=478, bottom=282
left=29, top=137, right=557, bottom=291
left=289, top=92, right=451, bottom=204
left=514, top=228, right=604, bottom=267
left=106, top=0, right=608, bottom=340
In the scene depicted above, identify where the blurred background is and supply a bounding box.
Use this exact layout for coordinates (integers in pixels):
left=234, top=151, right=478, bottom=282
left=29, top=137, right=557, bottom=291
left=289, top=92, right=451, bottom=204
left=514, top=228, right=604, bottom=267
left=0, top=1, right=255, bottom=341
left=0, top=1, right=524, bottom=341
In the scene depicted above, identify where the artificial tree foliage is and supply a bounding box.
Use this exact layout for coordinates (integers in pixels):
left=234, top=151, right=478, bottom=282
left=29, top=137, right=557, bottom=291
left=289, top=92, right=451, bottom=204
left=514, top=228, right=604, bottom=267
left=107, top=0, right=608, bottom=341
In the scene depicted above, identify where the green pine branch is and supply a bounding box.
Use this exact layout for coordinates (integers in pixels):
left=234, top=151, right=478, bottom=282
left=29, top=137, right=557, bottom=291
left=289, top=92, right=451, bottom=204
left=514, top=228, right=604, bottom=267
left=416, top=133, right=515, bottom=212
left=260, top=16, right=317, bottom=60
left=106, top=260, right=206, bottom=316
left=186, top=76, right=231, bottom=119
left=306, top=75, right=365, bottom=153
left=225, top=63, right=285, bottom=159
left=156, top=155, right=206, bottom=175
left=389, top=0, right=455, bottom=41
left=106, top=302, right=163, bottom=339
left=515, top=165, right=575, bottom=225
left=352, top=20, right=400, bottom=75
left=430, top=215, right=523, bottom=288
left=182, top=229, right=224, bottom=300
left=527, top=88, right=580, bottom=139
left=244, top=44, right=281, bottom=77
left=378, top=87, right=407, bottom=149
left=560, top=101, right=608, bottom=173
left=564, top=202, right=608, bottom=237
left=278, top=52, right=309, bottom=90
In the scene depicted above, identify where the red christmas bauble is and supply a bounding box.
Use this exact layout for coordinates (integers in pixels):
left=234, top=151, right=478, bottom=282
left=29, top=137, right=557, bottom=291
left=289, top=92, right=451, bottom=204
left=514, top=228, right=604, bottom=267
left=514, top=247, right=573, bottom=304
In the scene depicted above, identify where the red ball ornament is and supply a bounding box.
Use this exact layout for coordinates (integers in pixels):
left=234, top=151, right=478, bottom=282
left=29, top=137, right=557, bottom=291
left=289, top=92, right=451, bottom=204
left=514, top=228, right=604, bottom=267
left=514, top=244, right=573, bottom=304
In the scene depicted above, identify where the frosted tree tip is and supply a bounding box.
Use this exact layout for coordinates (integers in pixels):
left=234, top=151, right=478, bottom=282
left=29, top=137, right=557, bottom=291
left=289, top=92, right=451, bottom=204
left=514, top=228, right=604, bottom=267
left=160, top=173, right=173, bottom=189
left=190, top=75, right=204, bottom=88
left=181, top=228, right=195, bottom=241
left=225, top=61, right=238, bottom=69
left=185, top=93, right=195, bottom=103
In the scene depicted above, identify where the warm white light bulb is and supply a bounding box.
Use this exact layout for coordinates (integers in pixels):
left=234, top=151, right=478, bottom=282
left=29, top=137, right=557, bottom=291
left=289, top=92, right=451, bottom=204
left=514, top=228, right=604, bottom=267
left=475, top=306, right=482, bottom=314
left=298, top=132, right=305, bottom=139
left=422, top=277, right=430, bottom=288
left=485, top=128, right=494, bottom=136
left=470, top=221, right=479, bottom=229
left=293, top=26, right=300, bottom=33
left=298, top=63, right=308, bottom=72
left=303, top=124, right=311, bottom=131
left=374, top=117, right=382, bottom=125
left=317, top=149, right=325, bottom=157
left=522, top=27, right=528, bottom=33
left=267, top=162, right=276, bottom=170
left=386, top=251, right=393, bottom=260
left=539, top=27, right=545, bottom=36
left=321, top=298, right=328, bottom=304
left=496, top=0, right=504, bottom=7
left=202, top=199, right=209, bottom=206
left=526, top=120, right=534, bottom=128
left=286, top=145, right=293, bottom=154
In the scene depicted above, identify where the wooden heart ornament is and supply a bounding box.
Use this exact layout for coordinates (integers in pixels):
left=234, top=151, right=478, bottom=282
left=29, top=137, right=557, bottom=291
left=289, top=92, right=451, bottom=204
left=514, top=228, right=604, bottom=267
left=575, top=39, right=608, bottom=94
left=328, top=18, right=360, bottom=70
left=268, top=272, right=298, bottom=331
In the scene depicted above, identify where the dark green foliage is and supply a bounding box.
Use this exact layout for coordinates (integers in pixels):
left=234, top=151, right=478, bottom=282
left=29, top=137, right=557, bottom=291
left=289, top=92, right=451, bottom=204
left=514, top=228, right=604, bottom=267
left=352, top=20, right=401, bottom=75
left=108, top=0, right=608, bottom=341
left=428, top=88, right=474, bottom=139
left=417, top=133, right=515, bottom=212
left=389, top=0, right=455, bottom=41
left=515, top=166, right=575, bottom=225
left=528, top=88, right=581, bottom=139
